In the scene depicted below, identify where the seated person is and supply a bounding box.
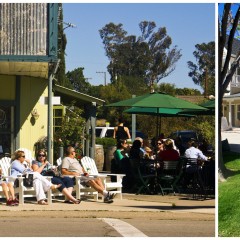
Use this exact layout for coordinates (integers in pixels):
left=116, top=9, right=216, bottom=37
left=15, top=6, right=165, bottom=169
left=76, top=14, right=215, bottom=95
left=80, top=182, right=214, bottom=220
left=129, top=139, right=144, bottom=162
left=0, top=179, right=19, bottom=206
left=154, top=139, right=164, bottom=156
left=113, top=139, right=129, bottom=173
left=11, top=150, right=61, bottom=205
left=174, top=137, right=186, bottom=156
left=32, top=149, right=80, bottom=204
left=158, top=138, right=180, bottom=162
left=184, top=140, right=208, bottom=161
left=134, top=137, right=147, bottom=156
left=144, top=147, right=154, bottom=160
left=184, top=140, right=209, bottom=174
left=114, top=139, right=129, bottom=162
left=61, top=146, right=115, bottom=203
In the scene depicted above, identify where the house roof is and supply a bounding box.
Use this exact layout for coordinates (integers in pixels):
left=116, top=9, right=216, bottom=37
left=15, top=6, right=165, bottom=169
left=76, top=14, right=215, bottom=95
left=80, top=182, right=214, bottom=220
left=225, top=35, right=240, bottom=56
left=53, top=84, right=105, bottom=106
left=223, top=93, right=240, bottom=98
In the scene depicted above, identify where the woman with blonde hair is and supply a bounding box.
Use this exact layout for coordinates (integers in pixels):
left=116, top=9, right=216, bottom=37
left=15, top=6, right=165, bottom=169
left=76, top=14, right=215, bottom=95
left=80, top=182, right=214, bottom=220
left=11, top=150, right=61, bottom=205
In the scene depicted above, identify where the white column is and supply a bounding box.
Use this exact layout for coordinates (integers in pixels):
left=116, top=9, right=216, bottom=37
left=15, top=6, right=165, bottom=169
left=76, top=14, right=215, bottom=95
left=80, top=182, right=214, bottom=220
left=228, top=101, right=232, bottom=129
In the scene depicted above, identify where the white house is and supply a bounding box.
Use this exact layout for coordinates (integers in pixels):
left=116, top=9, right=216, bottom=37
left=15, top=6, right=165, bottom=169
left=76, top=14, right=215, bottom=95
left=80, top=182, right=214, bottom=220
left=222, top=37, right=240, bottom=130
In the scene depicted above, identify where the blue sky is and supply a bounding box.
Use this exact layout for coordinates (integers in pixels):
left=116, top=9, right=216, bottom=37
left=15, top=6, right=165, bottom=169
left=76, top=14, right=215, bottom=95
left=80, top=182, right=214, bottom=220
left=63, top=3, right=215, bottom=92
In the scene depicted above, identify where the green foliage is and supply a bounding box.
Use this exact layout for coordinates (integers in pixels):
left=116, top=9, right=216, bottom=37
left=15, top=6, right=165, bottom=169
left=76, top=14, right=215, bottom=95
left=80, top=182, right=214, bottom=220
left=66, top=67, right=92, bottom=93
left=156, top=83, right=176, bottom=95
left=95, top=84, right=132, bottom=123
left=120, top=75, right=148, bottom=96
left=54, top=103, right=85, bottom=151
left=96, top=137, right=117, bottom=151
left=194, top=116, right=215, bottom=147
left=219, top=152, right=240, bottom=237
left=99, top=21, right=182, bottom=90
left=187, top=41, right=215, bottom=95
left=175, top=87, right=202, bottom=96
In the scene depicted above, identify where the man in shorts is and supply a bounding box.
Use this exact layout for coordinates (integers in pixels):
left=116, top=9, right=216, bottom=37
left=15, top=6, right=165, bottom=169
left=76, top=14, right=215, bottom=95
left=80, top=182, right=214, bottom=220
left=61, top=146, right=115, bottom=203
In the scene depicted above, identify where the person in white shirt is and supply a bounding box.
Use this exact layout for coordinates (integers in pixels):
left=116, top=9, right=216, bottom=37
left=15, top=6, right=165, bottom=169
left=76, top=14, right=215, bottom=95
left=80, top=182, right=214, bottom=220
left=184, top=140, right=209, bottom=175
left=184, top=140, right=208, bottom=161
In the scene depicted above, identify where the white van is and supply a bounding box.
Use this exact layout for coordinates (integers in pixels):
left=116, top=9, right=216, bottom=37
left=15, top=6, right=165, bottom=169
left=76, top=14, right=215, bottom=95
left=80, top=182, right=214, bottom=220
left=95, top=126, right=145, bottom=140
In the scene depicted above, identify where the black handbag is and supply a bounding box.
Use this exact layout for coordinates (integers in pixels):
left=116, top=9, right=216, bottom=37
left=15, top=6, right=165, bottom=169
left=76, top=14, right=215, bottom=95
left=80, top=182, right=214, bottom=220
left=43, top=170, right=56, bottom=177
left=14, top=173, right=34, bottom=188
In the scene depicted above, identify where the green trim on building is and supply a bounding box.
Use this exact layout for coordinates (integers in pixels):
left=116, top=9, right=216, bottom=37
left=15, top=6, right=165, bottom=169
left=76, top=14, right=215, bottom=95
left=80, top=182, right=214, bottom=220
left=53, top=84, right=105, bottom=106
left=0, top=3, right=58, bottom=63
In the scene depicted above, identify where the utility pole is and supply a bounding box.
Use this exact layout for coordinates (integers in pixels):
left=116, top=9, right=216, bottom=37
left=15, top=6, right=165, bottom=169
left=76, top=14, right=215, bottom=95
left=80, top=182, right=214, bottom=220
left=96, top=71, right=106, bottom=86
left=204, top=66, right=208, bottom=98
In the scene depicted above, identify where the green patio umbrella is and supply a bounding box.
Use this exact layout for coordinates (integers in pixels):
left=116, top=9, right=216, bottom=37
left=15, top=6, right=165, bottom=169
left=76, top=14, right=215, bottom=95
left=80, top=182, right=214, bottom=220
left=107, top=92, right=207, bottom=110
left=200, top=99, right=215, bottom=109
left=107, top=92, right=207, bottom=137
left=124, top=107, right=195, bottom=136
left=124, top=107, right=195, bottom=116
left=181, top=99, right=215, bottom=116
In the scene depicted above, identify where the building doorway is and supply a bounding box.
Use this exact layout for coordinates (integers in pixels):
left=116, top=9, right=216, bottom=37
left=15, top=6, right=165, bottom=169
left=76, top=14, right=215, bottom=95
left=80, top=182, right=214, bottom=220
left=0, top=106, right=14, bottom=157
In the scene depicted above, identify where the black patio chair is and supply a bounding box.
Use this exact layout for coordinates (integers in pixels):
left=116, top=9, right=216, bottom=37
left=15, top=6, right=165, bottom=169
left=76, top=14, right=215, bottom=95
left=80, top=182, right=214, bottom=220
left=129, top=158, right=156, bottom=195
left=182, top=157, right=207, bottom=200
left=157, top=160, right=180, bottom=195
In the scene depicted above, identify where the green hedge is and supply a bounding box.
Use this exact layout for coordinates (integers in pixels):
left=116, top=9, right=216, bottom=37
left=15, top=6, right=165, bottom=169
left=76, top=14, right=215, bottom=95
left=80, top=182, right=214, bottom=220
left=96, top=137, right=117, bottom=151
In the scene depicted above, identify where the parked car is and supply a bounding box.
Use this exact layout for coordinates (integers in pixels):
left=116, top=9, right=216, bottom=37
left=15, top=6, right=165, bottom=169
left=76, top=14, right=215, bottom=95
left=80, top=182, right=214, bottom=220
left=168, top=130, right=199, bottom=148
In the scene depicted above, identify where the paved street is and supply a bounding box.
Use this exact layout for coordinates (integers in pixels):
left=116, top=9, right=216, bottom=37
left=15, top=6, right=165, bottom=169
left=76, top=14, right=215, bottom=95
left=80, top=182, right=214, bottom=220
left=0, top=193, right=215, bottom=237
left=222, top=127, right=240, bottom=153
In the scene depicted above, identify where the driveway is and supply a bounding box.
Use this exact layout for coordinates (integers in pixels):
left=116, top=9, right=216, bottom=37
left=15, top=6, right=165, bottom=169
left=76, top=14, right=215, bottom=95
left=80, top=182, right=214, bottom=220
left=221, top=128, right=240, bottom=153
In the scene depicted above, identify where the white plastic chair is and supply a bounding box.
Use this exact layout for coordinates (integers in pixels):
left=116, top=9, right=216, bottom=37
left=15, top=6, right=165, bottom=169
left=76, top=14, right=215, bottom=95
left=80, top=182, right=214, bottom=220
left=0, top=156, right=53, bottom=204
left=56, top=157, right=99, bottom=201
left=81, top=156, right=125, bottom=200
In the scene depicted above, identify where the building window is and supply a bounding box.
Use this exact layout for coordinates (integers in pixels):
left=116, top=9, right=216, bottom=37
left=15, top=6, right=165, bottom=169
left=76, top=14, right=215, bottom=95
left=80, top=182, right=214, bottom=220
left=53, top=106, right=65, bottom=134
left=237, top=105, right=240, bottom=120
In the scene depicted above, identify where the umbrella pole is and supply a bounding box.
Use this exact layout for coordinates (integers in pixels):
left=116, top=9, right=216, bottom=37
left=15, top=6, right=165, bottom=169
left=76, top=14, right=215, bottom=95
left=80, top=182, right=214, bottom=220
left=159, top=116, right=161, bottom=136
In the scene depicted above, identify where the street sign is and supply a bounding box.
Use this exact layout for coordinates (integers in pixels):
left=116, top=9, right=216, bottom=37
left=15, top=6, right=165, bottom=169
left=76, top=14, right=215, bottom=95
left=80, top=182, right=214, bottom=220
left=40, top=96, right=61, bottom=105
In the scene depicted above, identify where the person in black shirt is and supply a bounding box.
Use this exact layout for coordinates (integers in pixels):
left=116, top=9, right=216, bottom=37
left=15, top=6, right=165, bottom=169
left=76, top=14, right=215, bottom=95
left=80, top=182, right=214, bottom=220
left=113, top=117, right=131, bottom=142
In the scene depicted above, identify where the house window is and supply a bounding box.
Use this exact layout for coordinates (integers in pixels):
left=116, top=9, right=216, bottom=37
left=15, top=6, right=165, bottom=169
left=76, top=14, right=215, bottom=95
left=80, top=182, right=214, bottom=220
left=53, top=106, right=65, bottom=134
left=234, top=68, right=240, bottom=84
left=237, top=105, right=240, bottom=120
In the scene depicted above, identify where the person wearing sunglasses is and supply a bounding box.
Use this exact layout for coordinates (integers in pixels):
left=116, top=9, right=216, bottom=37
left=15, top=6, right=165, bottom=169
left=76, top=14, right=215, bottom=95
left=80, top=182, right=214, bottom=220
left=32, top=149, right=80, bottom=204
left=10, top=150, right=61, bottom=205
left=61, top=146, right=115, bottom=203
left=155, top=140, right=164, bottom=155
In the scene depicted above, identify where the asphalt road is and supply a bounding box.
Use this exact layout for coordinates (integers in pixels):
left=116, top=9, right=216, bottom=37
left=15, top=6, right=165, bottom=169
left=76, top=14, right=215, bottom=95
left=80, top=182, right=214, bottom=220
left=0, top=193, right=215, bottom=237
left=0, top=210, right=214, bottom=237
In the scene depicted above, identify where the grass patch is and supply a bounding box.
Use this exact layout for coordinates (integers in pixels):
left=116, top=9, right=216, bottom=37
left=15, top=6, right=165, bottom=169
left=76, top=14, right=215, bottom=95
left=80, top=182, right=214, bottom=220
left=219, top=151, right=240, bottom=237
left=223, top=152, right=240, bottom=170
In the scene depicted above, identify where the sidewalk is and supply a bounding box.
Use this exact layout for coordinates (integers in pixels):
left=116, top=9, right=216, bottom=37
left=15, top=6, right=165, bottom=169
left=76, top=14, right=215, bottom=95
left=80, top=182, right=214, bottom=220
left=222, top=127, right=240, bottom=153
left=0, top=193, right=215, bottom=215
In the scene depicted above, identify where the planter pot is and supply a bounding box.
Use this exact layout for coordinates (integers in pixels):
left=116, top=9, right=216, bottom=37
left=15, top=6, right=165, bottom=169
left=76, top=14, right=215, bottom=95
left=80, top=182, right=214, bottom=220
left=95, top=144, right=104, bottom=171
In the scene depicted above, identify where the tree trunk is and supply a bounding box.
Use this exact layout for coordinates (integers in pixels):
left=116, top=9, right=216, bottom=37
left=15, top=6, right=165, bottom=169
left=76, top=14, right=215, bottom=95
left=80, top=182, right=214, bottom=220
left=218, top=90, right=228, bottom=181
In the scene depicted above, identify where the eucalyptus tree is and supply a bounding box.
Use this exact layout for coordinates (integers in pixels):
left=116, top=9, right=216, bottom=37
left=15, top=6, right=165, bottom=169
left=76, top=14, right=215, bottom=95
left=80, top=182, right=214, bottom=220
left=99, top=21, right=182, bottom=91
left=66, top=67, right=92, bottom=94
left=187, top=41, right=215, bottom=96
